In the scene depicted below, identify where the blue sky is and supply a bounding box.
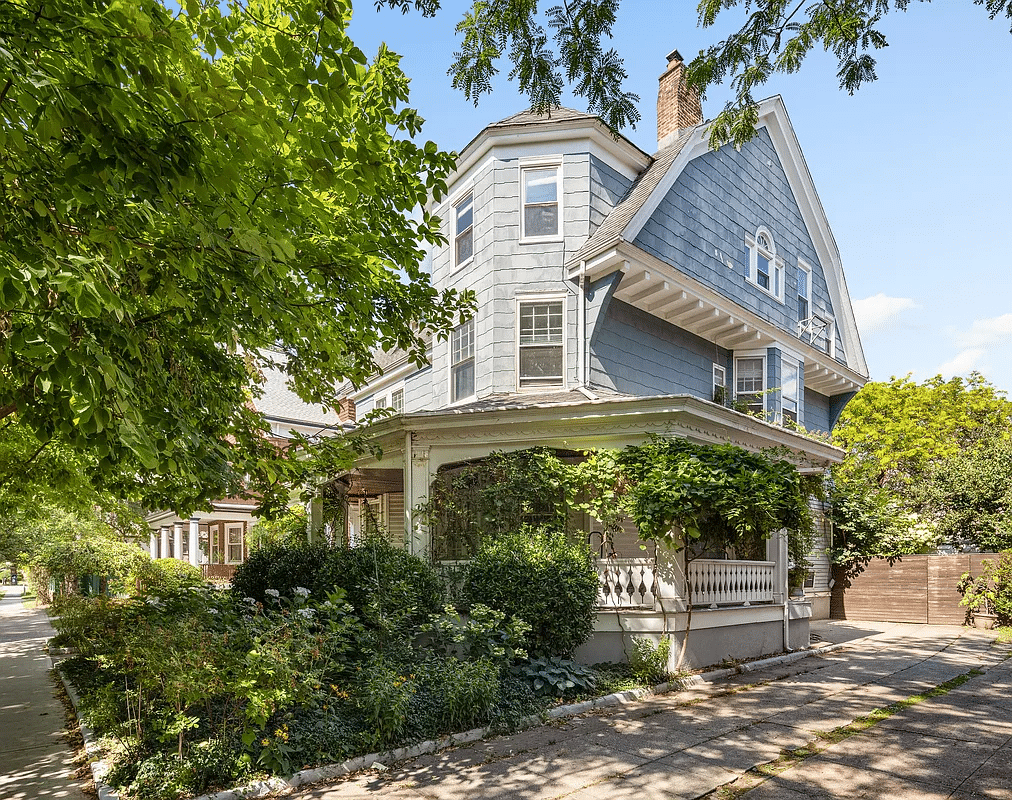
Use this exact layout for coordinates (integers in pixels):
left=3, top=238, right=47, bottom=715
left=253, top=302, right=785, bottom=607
left=348, top=1, right=1012, bottom=390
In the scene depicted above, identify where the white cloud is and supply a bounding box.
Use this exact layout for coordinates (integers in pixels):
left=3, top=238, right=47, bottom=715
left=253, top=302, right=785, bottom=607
left=955, top=313, right=1012, bottom=349
left=853, top=293, right=917, bottom=334
left=937, top=348, right=985, bottom=378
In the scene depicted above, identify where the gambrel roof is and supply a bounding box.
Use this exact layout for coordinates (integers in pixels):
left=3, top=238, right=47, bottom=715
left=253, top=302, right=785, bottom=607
left=566, top=96, right=868, bottom=379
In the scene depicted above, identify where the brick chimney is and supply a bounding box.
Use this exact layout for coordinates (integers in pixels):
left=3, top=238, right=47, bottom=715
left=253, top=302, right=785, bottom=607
left=337, top=397, right=356, bottom=424
left=657, top=49, right=702, bottom=149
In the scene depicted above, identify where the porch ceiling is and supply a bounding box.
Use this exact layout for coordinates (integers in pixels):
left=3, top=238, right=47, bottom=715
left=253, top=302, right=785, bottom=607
left=334, top=468, right=404, bottom=498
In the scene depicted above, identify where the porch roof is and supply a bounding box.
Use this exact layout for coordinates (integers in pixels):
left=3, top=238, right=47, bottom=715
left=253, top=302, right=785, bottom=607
left=360, top=392, right=846, bottom=472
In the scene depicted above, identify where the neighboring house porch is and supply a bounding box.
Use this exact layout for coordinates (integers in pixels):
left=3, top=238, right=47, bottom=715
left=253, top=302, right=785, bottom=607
left=146, top=502, right=256, bottom=582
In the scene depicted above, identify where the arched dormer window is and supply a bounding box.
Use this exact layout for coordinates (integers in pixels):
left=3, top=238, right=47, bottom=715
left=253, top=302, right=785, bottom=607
left=745, top=226, right=785, bottom=303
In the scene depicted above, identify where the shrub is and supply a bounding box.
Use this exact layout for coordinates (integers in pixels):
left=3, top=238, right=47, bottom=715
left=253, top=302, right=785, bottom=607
left=131, top=558, right=205, bottom=595
left=421, top=603, right=530, bottom=666
left=629, top=635, right=671, bottom=684
left=114, top=739, right=248, bottom=800
left=462, top=527, right=598, bottom=657
left=232, top=538, right=443, bottom=635
left=230, top=541, right=334, bottom=603
left=410, top=657, right=500, bottom=736
left=328, top=537, right=444, bottom=635
left=959, top=550, right=1012, bottom=625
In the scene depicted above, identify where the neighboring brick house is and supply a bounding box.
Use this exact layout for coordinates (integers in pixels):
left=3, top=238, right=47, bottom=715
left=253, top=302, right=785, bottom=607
left=323, top=50, right=869, bottom=667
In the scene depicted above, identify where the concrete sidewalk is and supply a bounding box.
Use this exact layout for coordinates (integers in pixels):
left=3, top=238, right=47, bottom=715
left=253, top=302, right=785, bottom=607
left=293, top=622, right=1008, bottom=800
left=0, top=589, right=90, bottom=800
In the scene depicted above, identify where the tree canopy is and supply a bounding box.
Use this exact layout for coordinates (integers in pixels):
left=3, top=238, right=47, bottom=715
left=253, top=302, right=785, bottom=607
left=829, top=373, right=1012, bottom=563
left=0, top=0, right=471, bottom=515
left=383, top=0, right=1012, bottom=145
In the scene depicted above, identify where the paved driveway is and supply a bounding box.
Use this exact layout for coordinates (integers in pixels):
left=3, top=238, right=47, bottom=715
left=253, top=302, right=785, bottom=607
left=294, top=622, right=1009, bottom=800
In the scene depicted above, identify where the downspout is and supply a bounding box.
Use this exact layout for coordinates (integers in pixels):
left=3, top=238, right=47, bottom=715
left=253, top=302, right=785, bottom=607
left=577, top=261, right=587, bottom=388
left=404, top=430, right=414, bottom=555
left=783, top=600, right=792, bottom=653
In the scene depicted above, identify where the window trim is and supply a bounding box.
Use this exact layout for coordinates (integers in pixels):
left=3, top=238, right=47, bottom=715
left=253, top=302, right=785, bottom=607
left=805, top=312, right=836, bottom=358
left=745, top=227, right=785, bottom=303
left=797, top=258, right=812, bottom=332
left=516, top=294, right=567, bottom=391
left=734, top=354, right=766, bottom=417
left=390, top=387, right=404, bottom=414
left=449, top=317, right=476, bottom=405
left=781, top=356, right=800, bottom=426
left=712, top=363, right=727, bottom=405
left=452, top=190, right=474, bottom=270
left=225, top=522, right=245, bottom=565
left=519, top=159, right=563, bottom=243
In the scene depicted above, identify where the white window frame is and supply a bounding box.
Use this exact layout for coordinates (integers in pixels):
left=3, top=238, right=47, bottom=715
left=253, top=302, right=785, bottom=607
left=712, top=363, right=727, bottom=405
left=781, top=356, right=800, bottom=426
left=516, top=294, right=566, bottom=390
left=797, top=258, right=812, bottom=332
left=745, top=227, right=785, bottom=303
left=449, top=318, right=476, bottom=404
left=519, top=159, right=563, bottom=243
left=453, top=190, right=474, bottom=269
left=806, top=312, right=836, bottom=358
left=390, top=387, right=404, bottom=413
left=225, top=523, right=245, bottom=565
left=735, top=354, right=766, bottom=416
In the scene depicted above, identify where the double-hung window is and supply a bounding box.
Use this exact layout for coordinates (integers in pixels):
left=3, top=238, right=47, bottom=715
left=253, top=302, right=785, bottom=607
left=518, top=299, right=564, bottom=388
left=797, top=259, right=812, bottom=330
left=226, top=523, right=244, bottom=564
left=390, top=388, right=404, bottom=413
left=450, top=319, right=475, bottom=402
left=735, top=356, right=765, bottom=416
left=712, top=363, right=727, bottom=405
left=521, top=165, right=560, bottom=239
left=454, top=192, right=473, bottom=266
left=746, top=228, right=784, bottom=302
left=781, top=358, right=800, bottom=425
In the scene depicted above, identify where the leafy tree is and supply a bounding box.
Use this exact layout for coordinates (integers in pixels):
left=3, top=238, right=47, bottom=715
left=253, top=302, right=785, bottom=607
left=0, top=0, right=471, bottom=514
left=383, top=0, right=1011, bottom=145
left=833, top=373, right=1012, bottom=492
left=246, top=505, right=309, bottom=550
left=920, top=433, right=1012, bottom=552
left=829, top=373, right=1012, bottom=562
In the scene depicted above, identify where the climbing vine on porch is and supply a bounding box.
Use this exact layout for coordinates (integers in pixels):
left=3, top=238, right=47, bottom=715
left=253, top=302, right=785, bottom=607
left=420, top=438, right=819, bottom=564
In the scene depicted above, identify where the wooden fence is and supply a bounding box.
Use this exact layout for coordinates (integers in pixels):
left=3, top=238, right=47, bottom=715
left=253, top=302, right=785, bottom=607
left=830, top=554, right=997, bottom=624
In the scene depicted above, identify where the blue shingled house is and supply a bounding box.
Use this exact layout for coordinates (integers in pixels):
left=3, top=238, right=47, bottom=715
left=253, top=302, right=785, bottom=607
left=326, top=51, right=869, bottom=668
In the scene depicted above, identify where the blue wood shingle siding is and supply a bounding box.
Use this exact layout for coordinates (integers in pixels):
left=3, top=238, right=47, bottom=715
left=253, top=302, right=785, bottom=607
left=589, top=155, right=634, bottom=237
left=804, top=389, right=832, bottom=433
left=591, top=299, right=732, bottom=399
left=633, top=129, right=846, bottom=369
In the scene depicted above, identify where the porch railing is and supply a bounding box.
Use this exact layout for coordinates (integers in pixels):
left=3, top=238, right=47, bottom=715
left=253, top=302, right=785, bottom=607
left=687, top=559, right=776, bottom=607
left=201, top=564, right=237, bottom=582
left=596, top=557, right=656, bottom=609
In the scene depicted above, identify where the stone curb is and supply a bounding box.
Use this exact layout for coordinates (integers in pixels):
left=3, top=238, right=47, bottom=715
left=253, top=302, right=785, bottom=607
left=55, top=663, right=121, bottom=800
left=58, top=642, right=845, bottom=800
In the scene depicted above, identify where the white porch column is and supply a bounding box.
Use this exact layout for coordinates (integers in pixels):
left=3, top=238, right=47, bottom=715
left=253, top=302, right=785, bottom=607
left=188, top=518, right=200, bottom=567
left=308, top=496, right=323, bottom=544
left=149, top=531, right=158, bottom=559
left=654, top=544, right=687, bottom=614
left=406, top=438, right=432, bottom=557
left=160, top=526, right=170, bottom=560
left=173, top=523, right=184, bottom=561
left=767, top=529, right=789, bottom=605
